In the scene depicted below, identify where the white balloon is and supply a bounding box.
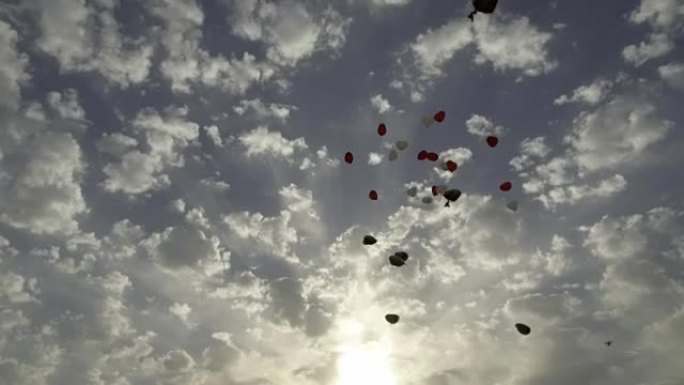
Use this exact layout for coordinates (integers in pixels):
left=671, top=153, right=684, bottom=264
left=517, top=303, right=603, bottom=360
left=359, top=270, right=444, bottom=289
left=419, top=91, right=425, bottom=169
left=388, top=150, right=398, bottom=161
left=407, top=186, right=418, bottom=197
left=507, top=201, right=519, bottom=212
left=396, top=140, right=409, bottom=151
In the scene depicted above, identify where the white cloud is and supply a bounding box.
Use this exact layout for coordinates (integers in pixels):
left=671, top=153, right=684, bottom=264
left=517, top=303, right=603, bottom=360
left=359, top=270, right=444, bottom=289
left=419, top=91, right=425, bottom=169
left=622, top=32, right=674, bottom=66
left=0, top=20, right=29, bottom=110
left=102, top=151, right=168, bottom=195
left=465, top=114, right=505, bottom=138
left=229, top=1, right=351, bottom=67
left=554, top=78, right=613, bottom=106
left=239, top=126, right=308, bottom=159
left=144, top=225, right=228, bottom=272
left=96, top=133, right=138, bottom=157
left=35, top=0, right=153, bottom=87
left=623, top=0, right=684, bottom=66
left=368, top=152, right=383, bottom=165
left=169, top=302, right=193, bottom=327
left=658, top=62, right=684, bottom=89
left=370, top=94, right=392, bottom=114
left=204, top=125, right=223, bottom=147
left=510, top=137, right=551, bottom=171
left=233, top=99, right=297, bottom=122
left=46, top=89, right=86, bottom=121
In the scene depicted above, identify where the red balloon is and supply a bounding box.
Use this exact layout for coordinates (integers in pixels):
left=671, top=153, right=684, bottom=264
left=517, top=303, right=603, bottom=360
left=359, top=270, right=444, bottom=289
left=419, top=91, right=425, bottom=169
left=378, top=123, right=387, bottom=136
left=434, top=110, right=446, bottom=123
left=418, top=150, right=428, bottom=160
left=446, top=160, right=458, bottom=172
left=486, top=136, right=499, bottom=148
left=427, top=152, right=439, bottom=162
left=500, top=182, right=512, bottom=192
left=369, top=190, right=378, bottom=200
left=431, top=186, right=438, bottom=196
left=344, top=152, right=353, bottom=164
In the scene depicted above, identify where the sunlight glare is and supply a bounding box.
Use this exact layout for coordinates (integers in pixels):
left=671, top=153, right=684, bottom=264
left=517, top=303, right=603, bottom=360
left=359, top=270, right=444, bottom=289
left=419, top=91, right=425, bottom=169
left=335, top=343, right=396, bottom=385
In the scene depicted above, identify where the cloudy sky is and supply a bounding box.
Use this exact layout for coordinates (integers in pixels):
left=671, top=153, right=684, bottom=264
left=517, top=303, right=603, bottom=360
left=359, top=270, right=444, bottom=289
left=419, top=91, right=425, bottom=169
left=1, top=0, right=684, bottom=384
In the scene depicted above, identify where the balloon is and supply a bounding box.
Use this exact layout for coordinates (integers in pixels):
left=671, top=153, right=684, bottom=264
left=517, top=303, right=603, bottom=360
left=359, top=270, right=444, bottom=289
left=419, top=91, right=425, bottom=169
left=396, top=140, right=409, bottom=151
left=468, top=0, right=499, bottom=21
left=422, top=116, right=434, bottom=127
left=385, top=314, right=400, bottom=324
left=446, top=161, right=458, bottom=172
left=486, top=136, right=499, bottom=148
left=389, top=150, right=398, bottom=161
left=500, top=182, right=512, bottom=192
left=344, top=152, right=353, bottom=164
left=422, top=196, right=433, bottom=204
left=407, top=186, right=418, bottom=197
left=363, top=235, right=377, bottom=245
left=426, top=152, right=439, bottom=162
left=378, top=123, right=387, bottom=136
left=418, top=150, right=428, bottom=160
left=515, top=323, right=531, bottom=335
left=506, top=200, right=519, bottom=212
left=605, top=341, right=613, bottom=347
left=432, top=186, right=439, bottom=196
left=369, top=190, right=378, bottom=200
left=389, top=255, right=405, bottom=267
left=394, top=251, right=409, bottom=261
left=434, top=110, right=446, bottom=123
left=443, top=189, right=462, bottom=207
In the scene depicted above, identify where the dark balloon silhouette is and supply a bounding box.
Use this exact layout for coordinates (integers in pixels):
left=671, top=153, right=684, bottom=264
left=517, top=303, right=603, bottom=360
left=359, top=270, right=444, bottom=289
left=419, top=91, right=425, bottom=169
left=443, top=189, right=462, bottom=207
left=446, top=160, right=458, bottom=172
left=363, top=235, right=377, bottom=245
left=418, top=150, right=428, bottom=160
left=389, top=150, right=398, bottom=162
left=378, top=123, right=387, bottom=136
left=426, top=152, right=439, bottom=162
left=500, top=181, right=512, bottom=192
left=385, top=314, right=400, bottom=324
left=369, top=190, right=378, bottom=200
left=434, top=110, right=446, bottom=123
left=605, top=341, right=613, bottom=347
left=515, top=323, right=531, bottom=335
left=486, top=136, right=499, bottom=148
left=344, top=152, right=354, bottom=164
left=468, top=0, right=499, bottom=21
left=389, top=254, right=406, bottom=267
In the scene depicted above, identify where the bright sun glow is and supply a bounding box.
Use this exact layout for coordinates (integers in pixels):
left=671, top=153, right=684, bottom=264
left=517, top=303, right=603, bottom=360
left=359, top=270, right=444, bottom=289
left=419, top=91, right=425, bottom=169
left=335, top=344, right=396, bottom=385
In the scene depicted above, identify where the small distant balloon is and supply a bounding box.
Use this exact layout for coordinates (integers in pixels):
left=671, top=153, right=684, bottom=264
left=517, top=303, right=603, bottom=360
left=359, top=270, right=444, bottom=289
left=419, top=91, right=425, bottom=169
left=515, top=323, right=531, bottom=336
left=407, top=186, right=418, bottom=197
left=418, top=150, right=428, bottom=160
left=389, top=254, right=405, bottom=267
left=344, top=152, right=354, bottom=164
left=500, top=182, right=512, bottom=192
left=378, top=123, right=387, bottom=136
left=443, top=189, right=462, bottom=207
left=388, top=150, right=398, bottom=162
left=506, top=200, right=519, bottom=212
left=433, top=110, right=446, bottom=123
left=385, top=314, right=400, bottom=324
left=422, top=196, right=433, bottom=204
left=363, top=235, right=377, bottom=245
left=426, top=152, right=439, bottom=162
left=369, top=190, right=378, bottom=200
left=446, top=160, right=458, bottom=172
left=432, top=186, right=439, bottom=196
left=486, top=136, right=499, bottom=148
left=422, top=116, right=435, bottom=127
left=397, top=140, right=409, bottom=151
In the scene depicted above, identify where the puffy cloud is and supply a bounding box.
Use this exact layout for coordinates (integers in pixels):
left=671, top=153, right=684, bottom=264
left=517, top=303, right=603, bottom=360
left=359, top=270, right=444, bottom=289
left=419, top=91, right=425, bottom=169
left=622, top=32, right=674, bottom=66
left=465, top=114, right=505, bottom=139
left=102, top=150, right=168, bottom=194
left=0, top=122, right=87, bottom=235
left=658, top=62, right=684, bottom=89
left=35, top=0, right=153, bottom=87
left=554, top=78, right=613, bottom=106
left=623, top=0, right=684, bottom=66
left=370, top=94, right=392, bottom=114
left=233, top=99, right=297, bottom=122
left=145, top=225, right=227, bottom=271
left=0, top=20, right=29, bottom=110
left=368, top=152, right=383, bottom=165
left=46, top=89, right=86, bottom=121
left=239, top=126, right=308, bottom=159
left=229, top=0, right=352, bottom=67
left=510, top=137, right=551, bottom=172
left=96, top=133, right=138, bottom=157
left=204, top=125, right=223, bottom=147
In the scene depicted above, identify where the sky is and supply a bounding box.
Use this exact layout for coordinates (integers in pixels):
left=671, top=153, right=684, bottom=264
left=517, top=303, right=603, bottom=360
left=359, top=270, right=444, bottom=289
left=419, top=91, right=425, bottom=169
left=1, top=0, right=684, bottom=384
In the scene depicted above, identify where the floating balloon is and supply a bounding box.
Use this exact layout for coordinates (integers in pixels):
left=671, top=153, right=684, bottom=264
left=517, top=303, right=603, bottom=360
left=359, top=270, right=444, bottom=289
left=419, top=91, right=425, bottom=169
left=432, top=186, right=439, bottom=196
left=388, top=150, right=398, bottom=162
left=446, top=160, right=458, bottom=172
left=422, top=116, right=435, bottom=127
left=422, top=196, right=433, bottom=204
left=418, top=150, right=428, bottom=160
left=486, top=136, right=499, bottom=148
left=443, top=189, right=462, bottom=207
left=397, top=140, right=409, bottom=151
left=369, top=190, right=378, bottom=200
left=515, top=323, right=531, bottom=336
left=394, top=251, right=409, bottom=262
left=385, top=314, right=400, bottom=324
left=434, top=110, right=446, bottom=123
left=389, top=254, right=405, bottom=267
left=500, top=182, right=512, bottom=192
left=605, top=341, right=613, bottom=347
left=378, top=123, right=387, bottom=136
left=468, top=0, right=499, bottom=21
left=344, top=152, right=353, bottom=164
left=426, top=152, right=439, bottom=162
left=407, top=186, right=418, bottom=197
left=363, top=235, right=377, bottom=245
left=506, top=200, right=519, bottom=212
